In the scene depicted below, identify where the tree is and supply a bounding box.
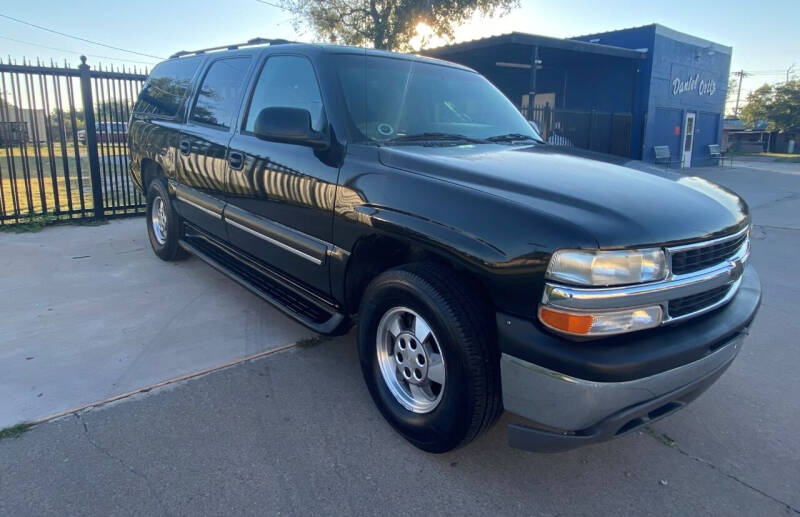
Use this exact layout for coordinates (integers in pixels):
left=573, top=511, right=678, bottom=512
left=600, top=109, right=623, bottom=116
left=741, top=80, right=800, bottom=132
left=740, top=83, right=771, bottom=126
left=279, top=0, right=519, bottom=51
left=0, top=89, right=13, bottom=113
left=770, top=80, right=800, bottom=131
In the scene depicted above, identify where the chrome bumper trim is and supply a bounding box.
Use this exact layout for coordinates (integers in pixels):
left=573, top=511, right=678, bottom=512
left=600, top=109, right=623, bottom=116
left=500, top=332, right=744, bottom=431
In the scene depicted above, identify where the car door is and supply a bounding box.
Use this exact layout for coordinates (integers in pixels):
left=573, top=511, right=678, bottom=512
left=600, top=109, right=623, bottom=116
left=175, top=56, right=253, bottom=238
left=225, top=54, right=338, bottom=295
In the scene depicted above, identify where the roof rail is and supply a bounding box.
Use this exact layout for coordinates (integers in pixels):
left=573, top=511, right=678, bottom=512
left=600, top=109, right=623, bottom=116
left=169, top=38, right=294, bottom=59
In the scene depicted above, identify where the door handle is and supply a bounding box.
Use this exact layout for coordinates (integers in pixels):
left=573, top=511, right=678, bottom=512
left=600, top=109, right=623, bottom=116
left=228, top=151, right=244, bottom=170
left=179, top=139, right=191, bottom=156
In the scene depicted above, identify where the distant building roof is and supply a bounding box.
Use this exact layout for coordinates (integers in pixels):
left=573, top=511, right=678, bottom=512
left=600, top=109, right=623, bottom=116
left=574, top=23, right=732, bottom=55
left=424, top=32, right=646, bottom=60
left=724, top=118, right=745, bottom=131
left=724, top=118, right=769, bottom=131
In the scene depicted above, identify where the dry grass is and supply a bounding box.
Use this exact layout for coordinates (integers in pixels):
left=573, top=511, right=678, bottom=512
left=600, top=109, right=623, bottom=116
left=1, top=149, right=141, bottom=220
left=0, top=423, right=32, bottom=440
left=1, top=154, right=93, bottom=217
left=0, top=143, right=89, bottom=159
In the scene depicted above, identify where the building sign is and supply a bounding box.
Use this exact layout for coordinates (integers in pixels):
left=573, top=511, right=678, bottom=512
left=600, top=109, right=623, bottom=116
left=671, top=73, right=716, bottom=97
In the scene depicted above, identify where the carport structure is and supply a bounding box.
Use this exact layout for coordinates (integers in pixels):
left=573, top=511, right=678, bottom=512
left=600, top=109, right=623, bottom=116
left=423, top=32, right=646, bottom=158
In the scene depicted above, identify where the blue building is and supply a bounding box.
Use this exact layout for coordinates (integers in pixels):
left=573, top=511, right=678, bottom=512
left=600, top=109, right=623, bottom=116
left=425, top=24, right=731, bottom=166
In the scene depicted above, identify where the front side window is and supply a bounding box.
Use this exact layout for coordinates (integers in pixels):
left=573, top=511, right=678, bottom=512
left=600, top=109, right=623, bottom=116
left=335, top=54, right=540, bottom=143
left=244, top=56, right=325, bottom=133
left=134, top=57, right=202, bottom=118
left=190, top=57, right=252, bottom=129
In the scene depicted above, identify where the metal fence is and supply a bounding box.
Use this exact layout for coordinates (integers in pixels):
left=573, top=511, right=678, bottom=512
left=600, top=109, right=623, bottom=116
left=525, top=104, right=632, bottom=158
left=0, top=56, right=147, bottom=226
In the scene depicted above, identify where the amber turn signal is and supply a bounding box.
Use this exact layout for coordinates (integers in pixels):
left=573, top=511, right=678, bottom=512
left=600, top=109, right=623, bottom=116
left=538, top=304, right=663, bottom=337
left=538, top=306, right=593, bottom=335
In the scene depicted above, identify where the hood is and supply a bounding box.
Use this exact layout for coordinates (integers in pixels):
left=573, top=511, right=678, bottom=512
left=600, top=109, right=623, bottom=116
left=378, top=144, right=749, bottom=248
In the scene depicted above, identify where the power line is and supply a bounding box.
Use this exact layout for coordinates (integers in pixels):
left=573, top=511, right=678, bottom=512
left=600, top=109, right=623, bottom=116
left=740, top=69, right=786, bottom=74
left=0, top=35, right=158, bottom=65
left=731, top=69, right=796, bottom=76
left=254, top=0, right=295, bottom=11
left=0, top=13, right=164, bottom=60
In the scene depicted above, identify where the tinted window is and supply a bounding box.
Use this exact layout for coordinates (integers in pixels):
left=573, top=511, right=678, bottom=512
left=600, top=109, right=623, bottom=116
left=190, top=57, right=252, bottom=129
left=134, top=57, right=202, bottom=118
left=244, top=56, right=324, bottom=133
left=336, top=55, right=539, bottom=143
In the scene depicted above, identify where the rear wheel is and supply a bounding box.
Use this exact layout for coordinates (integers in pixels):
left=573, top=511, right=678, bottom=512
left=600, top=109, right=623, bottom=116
left=358, top=262, right=501, bottom=453
left=146, top=180, right=187, bottom=261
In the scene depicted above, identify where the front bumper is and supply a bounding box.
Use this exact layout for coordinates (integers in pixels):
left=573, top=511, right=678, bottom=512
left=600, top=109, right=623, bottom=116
left=499, top=266, right=761, bottom=452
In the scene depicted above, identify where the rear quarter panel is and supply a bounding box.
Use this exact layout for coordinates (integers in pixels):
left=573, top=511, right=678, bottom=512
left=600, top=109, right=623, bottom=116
left=129, top=118, right=184, bottom=189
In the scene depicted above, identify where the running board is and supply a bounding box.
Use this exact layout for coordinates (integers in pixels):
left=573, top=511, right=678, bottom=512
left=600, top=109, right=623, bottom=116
left=178, top=226, right=348, bottom=335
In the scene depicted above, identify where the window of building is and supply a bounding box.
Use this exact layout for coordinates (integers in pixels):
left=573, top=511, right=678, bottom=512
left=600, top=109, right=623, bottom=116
left=244, top=56, right=325, bottom=133
left=190, top=57, right=252, bottom=129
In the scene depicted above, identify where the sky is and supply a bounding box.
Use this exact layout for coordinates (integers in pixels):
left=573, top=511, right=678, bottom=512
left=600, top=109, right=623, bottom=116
left=1, top=0, right=798, bottom=113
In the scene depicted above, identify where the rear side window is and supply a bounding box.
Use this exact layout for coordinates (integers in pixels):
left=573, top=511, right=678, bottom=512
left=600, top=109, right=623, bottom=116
left=134, top=57, right=202, bottom=118
left=190, top=57, right=252, bottom=129
left=244, top=56, right=324, bottom=133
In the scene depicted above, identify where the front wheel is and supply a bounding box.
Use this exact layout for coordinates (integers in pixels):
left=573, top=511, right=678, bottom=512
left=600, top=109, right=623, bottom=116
left=358, top=263, right=502, bottom=453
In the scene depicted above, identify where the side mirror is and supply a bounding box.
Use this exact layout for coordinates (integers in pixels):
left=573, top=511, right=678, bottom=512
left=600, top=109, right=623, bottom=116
left=253, top=107, right=329, bottom=150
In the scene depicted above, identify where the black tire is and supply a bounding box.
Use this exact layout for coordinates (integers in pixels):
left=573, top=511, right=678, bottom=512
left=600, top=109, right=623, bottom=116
left=357, top=262, right=502, bottom=453
left=146, top=179, right=187, bottom=261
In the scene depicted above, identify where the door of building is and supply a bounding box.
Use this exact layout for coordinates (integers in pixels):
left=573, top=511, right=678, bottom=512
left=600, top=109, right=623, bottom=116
left=681, top=112, right=696, bottom=168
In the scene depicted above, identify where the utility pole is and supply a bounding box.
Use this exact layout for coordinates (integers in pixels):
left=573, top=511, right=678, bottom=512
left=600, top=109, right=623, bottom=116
left=733, top=69, right=747, bottom=117
left=788, top=63, right=796, bottom=83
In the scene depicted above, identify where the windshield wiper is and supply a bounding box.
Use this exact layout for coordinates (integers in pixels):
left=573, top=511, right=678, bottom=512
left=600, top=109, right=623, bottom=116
left=385, top=132, right=487, bottom=145
left=485, top=133, right=543, bottom=144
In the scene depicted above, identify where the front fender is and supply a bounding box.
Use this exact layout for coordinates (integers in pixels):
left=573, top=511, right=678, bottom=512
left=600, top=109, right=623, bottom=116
left=332, top=147, right=597, bottom=317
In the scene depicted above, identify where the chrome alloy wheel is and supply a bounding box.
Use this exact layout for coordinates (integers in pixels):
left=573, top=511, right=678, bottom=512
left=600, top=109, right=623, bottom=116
left=376, top=307, right=446, bottom=413
left=151, top=195, right=168, bottom=245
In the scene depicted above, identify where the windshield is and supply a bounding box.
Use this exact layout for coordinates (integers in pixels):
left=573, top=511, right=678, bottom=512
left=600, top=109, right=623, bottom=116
left=335, top=54, right=541, bottom=144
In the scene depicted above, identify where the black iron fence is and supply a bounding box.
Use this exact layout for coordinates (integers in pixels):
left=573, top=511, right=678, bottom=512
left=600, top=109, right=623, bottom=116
left=524, top=103, right=632, bottom=158
left=0, top=56, right=147, bottom=226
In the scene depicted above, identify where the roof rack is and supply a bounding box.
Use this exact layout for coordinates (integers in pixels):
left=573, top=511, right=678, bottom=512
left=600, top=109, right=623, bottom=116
left=169, top=38, right=294, bottom=59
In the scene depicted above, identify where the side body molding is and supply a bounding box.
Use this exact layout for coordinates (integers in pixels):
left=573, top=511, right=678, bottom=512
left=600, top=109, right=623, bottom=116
left=173, top=182, right=331, bottom=266
left=173, top=182, right=224, bottom=219
left=224, top=204, right=329, bottom=266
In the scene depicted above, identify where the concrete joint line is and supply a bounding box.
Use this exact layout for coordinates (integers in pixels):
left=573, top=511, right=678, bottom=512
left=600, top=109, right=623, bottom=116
left=28, top=341, right=302, bottom=426
left=643, top=426, right=800, bottom=514
left=76, top=413, right=171, bottom=515
left=752, top=192, right=800, bottom=210
left=753, top=223, right=800, bottom=233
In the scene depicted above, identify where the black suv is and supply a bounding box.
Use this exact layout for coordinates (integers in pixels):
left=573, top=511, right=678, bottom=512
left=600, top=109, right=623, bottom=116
left=128, top=39, right=761, bottom=453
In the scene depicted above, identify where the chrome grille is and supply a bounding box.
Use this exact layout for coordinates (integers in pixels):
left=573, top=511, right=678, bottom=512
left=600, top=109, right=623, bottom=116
left=543, top=226, right=751, bottom=336
left=670, top=232, right=747, bottom=275
left=668, top=284, right=731, bottom=318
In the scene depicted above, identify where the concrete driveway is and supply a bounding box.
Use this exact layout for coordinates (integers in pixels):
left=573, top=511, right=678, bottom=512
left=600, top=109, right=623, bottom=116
left=0, top=219, right=315, bottom=428
left=1, top=158, right=799, bottom=516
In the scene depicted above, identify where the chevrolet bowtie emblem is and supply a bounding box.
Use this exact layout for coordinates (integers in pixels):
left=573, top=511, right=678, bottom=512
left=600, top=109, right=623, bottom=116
left=730, top=260, right=745, bottom=281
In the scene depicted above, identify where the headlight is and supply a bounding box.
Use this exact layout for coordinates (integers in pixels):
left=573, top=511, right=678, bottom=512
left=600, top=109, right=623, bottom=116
left=546, top=248, right=667, bottom=286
